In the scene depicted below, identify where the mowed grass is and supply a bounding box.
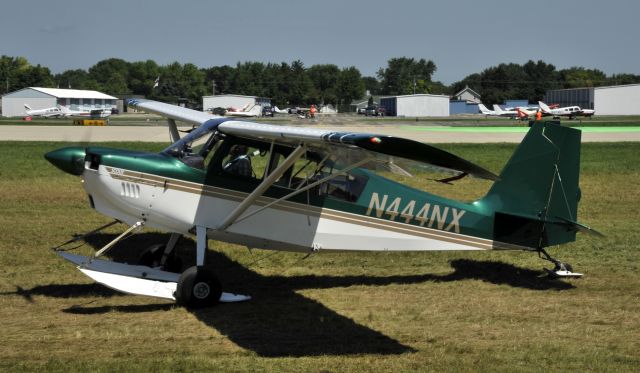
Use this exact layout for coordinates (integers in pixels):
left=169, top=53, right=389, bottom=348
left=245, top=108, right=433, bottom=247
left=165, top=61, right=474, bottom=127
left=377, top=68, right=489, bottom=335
left=0, top=140, right=639, bottom=372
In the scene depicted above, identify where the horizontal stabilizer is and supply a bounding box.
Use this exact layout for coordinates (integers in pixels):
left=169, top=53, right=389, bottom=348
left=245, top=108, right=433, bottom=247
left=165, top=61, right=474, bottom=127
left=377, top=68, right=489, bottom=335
left=556, top=217, right=605, bottom=237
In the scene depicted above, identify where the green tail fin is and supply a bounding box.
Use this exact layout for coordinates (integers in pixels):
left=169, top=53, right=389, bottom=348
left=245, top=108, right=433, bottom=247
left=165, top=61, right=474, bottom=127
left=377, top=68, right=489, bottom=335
left=482, top=121, right=582, bottom=248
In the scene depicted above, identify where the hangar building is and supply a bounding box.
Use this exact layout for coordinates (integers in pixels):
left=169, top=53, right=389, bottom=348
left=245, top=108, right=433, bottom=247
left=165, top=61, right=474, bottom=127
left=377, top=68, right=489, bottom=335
left=594, top=84, right=640, bottom=115
left=202, top=94, right=271, bottom=112
left=380, top=94, right=449, bottom=117
left=544, top=84, right=640, bottom=115
left=544, top=88, right=594, bottom=109
left=1, top=87, right=117, bottom=117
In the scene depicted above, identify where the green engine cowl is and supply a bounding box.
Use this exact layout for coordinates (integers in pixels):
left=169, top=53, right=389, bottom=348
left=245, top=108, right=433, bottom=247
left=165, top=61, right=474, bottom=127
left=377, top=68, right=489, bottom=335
left=45, top=147, right=86, bottom=176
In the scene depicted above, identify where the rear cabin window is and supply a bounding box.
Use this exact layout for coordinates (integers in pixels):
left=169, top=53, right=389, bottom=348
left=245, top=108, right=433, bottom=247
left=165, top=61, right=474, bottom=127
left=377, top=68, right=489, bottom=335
left=273, top=149, right=368, bottom=203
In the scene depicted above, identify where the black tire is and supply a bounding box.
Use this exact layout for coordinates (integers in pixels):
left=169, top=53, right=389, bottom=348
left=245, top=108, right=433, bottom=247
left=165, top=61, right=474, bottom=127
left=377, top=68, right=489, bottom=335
left=175, top=266, right=222, bottom=308
left=138, top=244, right=183, bottom=273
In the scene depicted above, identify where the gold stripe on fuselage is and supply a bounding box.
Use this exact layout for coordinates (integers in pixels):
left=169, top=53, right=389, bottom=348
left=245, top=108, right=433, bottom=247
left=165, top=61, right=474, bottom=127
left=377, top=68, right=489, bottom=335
left=104, top=167, right=531, bottom=251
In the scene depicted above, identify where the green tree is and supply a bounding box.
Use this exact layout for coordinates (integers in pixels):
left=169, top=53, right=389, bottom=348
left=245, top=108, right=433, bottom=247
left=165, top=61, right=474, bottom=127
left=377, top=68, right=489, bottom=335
left=55, top=69, right=91, bottom=89
left=128, top=60, right=159, bottom=96
left=307, top=64, right=340, bottom=104
left=155, top=62, right=207, bottom=104
left=362, top=76, right=381, bottom=95
left=203, top=65, right=235, bottom=95
left=336, top=66, right=364, bottom=106
left=523, top=60, right=561, bottom=101
left=88, top=58, right=131, bottom=93
left=1, top=56, right=54, bottom=93
left=285, top=60, right=313, bottom=105
left=16, top=64, right=54, bottom=88
left=233, top=62, right=266, bottom=96
left=377, top=57, right=437, bottom=95
left=606, top=73, right=640, bottom=85
left=560, top=67, right=607, bottom=88
left=451, top=60, right=561, bottom=104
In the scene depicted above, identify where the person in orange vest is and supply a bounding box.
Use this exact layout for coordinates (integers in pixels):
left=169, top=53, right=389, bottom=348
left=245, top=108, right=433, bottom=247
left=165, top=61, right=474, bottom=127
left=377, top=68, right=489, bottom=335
left=309, top=104, right=316, bottom=118
left=535, top=109, right=542, bottom=121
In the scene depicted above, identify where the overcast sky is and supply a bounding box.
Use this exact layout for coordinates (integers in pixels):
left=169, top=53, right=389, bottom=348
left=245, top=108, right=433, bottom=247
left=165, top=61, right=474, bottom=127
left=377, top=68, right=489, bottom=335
left=1, top=0, right=638, bottom=84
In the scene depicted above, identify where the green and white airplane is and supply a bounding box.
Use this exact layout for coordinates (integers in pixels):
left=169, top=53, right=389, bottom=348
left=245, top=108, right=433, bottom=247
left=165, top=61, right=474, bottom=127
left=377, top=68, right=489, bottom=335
left=45, top=99, right=600, bottom=308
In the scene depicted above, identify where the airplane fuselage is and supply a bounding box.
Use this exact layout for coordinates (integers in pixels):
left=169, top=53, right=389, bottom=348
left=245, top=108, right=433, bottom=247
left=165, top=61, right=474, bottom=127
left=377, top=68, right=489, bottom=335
left=73, top=147, right=528, bottom=254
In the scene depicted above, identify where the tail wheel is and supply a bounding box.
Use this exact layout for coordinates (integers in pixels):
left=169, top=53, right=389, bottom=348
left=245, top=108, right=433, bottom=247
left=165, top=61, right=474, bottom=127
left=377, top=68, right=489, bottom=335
left=175, top=266, right=222, bottom=308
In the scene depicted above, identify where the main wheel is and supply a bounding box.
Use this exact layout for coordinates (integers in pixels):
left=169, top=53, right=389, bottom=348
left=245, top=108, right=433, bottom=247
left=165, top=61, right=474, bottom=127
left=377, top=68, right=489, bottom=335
left=175, top=266, right=222, bottom=308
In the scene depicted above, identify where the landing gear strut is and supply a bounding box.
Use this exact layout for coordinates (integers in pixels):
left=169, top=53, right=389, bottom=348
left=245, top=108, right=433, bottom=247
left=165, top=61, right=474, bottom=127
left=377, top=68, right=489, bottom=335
left=174, top=226, right=223, bottom=308
left=538, top=247, right=583, bottom=278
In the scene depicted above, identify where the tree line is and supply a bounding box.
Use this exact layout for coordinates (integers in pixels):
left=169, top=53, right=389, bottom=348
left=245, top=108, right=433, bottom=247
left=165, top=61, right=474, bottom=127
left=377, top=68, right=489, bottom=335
left=2, top=55, right=639, bottom=107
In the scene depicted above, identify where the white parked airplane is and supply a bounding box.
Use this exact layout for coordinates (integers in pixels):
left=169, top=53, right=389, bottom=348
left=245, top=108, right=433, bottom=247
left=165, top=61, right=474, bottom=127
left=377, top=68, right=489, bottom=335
left=538, top=101, right=595, bottom=119
left=24, top=104, right=65, bottom=118
left=478, top=104, right=497, bottom=116
left=492, top=105, right=519, bottom=119
left=225, top=104, right=262, bottom=117
left=24, top=104, right=111, bottom=118
left=272, top=106, right=289, bottom=114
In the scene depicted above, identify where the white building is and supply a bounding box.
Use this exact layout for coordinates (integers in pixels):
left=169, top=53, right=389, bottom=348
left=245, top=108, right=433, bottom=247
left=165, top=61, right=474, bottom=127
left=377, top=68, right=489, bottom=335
left=594, top=84, right=640, bottom=115
left=380, top=94, right=450, bottom=117
left=1, top=87, right=117, bottom=117
left=544, top=83, right=640, bottom=115
left=202, top=94, right=271, bottom=112
left=452, top=85, right=482, bottom=104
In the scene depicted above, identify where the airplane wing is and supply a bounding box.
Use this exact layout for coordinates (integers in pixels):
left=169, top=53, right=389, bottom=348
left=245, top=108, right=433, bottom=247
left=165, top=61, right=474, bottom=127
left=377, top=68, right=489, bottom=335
left=128, top=99, right=219, bottom=126
left=218, top=121, right=498, bottom=180
left=128, top=99, right=498, bottom=180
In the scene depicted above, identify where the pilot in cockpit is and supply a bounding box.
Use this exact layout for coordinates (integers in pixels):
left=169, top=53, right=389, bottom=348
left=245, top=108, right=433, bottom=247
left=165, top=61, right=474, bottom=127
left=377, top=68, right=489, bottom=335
left=223, top=145, right=253, bottom=177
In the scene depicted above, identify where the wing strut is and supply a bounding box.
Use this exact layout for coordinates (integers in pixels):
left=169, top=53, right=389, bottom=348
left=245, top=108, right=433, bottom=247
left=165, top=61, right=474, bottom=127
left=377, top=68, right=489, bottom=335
left=167, top=119, right=180, bottom=143
left=214, top=144, right=307, bottom=231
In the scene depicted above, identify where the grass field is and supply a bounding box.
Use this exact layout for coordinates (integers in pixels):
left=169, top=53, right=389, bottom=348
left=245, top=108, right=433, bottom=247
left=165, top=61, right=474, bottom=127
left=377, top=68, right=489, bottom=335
left=0, top=141, right=639, bottom=372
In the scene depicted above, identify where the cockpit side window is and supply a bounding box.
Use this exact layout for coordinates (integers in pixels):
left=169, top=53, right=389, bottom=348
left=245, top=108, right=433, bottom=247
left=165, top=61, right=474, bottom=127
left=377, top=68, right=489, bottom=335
left=208, top=136, right=271, bottom=181
left=272, top=148, right=368, bottom=203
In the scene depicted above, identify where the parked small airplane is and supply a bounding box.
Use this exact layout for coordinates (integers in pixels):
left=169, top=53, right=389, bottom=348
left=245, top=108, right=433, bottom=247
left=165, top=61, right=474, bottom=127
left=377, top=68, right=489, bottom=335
left=24, top=104, right=111, bottom=119
left=539, top=101, right=595, bottom=119
left=272, top=106, right=289, bottom=114
left=515, top=107, right=543, bottom=120
left=477, top=104, right=520, bottom=119
left=224, top=104, right=262, bottom=117
left=492, top=104, right=520, bottom=119
left=24, top=104, right=65, bottom=118
left=478, top=104, right=497, bottom=116
left=45, top=99, right=600, bottom=308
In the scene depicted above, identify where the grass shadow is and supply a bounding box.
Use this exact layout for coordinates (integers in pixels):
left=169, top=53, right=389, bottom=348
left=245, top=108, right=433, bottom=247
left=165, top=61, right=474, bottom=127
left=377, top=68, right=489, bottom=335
left=19, top=232, right=572, bottom=356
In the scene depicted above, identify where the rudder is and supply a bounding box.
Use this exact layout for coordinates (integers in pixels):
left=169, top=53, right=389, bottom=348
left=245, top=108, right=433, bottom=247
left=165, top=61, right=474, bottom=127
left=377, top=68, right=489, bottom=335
left=481, top=121, right=582, bottom=248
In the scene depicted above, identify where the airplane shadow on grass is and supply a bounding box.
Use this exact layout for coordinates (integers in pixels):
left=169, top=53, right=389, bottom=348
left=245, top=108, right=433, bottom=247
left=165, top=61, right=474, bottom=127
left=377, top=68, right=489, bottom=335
left=5, top=232, right=573, bottom=357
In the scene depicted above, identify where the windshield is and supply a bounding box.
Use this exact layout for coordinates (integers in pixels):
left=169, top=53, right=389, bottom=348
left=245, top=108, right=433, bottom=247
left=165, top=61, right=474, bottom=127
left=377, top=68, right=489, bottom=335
left=162, top=120, right=221, bottom=158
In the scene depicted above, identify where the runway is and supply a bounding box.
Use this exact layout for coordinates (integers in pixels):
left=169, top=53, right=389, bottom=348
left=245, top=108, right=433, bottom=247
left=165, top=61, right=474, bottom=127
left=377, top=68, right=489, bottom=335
left=1, top=124, right=640, bottom=143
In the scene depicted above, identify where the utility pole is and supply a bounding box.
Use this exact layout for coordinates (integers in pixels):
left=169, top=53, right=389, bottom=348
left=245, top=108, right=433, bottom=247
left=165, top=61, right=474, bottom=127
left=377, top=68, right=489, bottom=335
left=212, top=80, right=216, bottom=95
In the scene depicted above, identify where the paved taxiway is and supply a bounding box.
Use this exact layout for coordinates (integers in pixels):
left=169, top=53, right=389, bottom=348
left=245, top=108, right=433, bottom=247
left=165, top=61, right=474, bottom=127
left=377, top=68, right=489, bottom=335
left=1, top=125, right=640, bottom=143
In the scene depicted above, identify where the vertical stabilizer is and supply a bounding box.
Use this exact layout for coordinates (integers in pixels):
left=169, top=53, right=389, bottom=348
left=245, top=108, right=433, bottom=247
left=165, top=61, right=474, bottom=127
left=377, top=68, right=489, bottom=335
left=481, top=121, right=582, bottom=248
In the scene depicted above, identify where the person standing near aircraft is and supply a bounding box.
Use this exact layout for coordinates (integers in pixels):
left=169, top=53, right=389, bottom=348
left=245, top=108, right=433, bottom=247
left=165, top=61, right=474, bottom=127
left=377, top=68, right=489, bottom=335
left=310, top=104, right=316, bottom=118
left=536, top=109, right=542, bottom=121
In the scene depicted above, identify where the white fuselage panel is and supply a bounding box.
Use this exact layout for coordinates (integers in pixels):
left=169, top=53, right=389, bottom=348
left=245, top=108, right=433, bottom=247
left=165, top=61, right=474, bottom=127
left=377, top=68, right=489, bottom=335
left=83, top=165, right=493, bottom=253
